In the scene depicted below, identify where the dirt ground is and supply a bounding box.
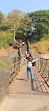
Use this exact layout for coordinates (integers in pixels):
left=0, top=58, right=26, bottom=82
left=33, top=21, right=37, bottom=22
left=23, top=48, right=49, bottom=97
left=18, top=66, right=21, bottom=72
left=0, top=46, right=18, bottom=58
left=30, top=43, right=49, bottom=54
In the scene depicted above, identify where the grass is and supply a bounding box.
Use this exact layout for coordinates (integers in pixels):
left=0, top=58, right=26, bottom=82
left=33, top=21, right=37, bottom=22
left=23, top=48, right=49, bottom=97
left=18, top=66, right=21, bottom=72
left=31, top=39, right=49, bottom=54
left=0, top=60, right=6, bottom=68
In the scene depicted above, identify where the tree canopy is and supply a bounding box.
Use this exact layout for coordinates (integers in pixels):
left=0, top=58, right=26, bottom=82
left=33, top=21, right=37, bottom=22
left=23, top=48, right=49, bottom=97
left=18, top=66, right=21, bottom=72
left=29, top=10, right=49, bottom=39
left=0, top=9, right=49, bottom=48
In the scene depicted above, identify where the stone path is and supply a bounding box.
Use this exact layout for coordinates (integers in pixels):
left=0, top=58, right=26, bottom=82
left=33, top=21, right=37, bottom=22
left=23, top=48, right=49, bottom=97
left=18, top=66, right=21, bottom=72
left=0, top=94, right=49, bottom=111
left=9, top=62, right=49, bottom=95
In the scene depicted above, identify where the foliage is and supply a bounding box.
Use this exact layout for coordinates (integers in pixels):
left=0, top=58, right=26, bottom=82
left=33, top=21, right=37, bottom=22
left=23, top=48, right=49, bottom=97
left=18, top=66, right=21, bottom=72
left=36, top=39, right=49, bottom=53
left=0, top=31, right=13, bottom=48
left=16, top=26, right=25, bottom=37
left=7, top=10, right=32, bottom=41
left=7, top=10, right=23, bottom=42
left=19, top=13, right=32, bottom=37
left=16, top=14, right=31, bottom=38
left=0, top=10, right=49, bottom=51
left=42, top=33, right=49, bottom=40
left=0, top=12, right=4, bottom=25
left=0, top=12, right=9, bottom=31
left=29, top=10, right=49, bottom=39
left=31, top=38, right=49, bottom=54
left=0, top=60, right=6, bottom=68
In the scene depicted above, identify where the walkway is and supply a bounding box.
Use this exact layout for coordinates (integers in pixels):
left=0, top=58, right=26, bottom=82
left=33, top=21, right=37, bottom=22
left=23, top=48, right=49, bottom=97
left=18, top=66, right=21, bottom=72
left=0, top=61, right=49, bottom=111
left=0, top=94, right=49, bottom=111
left=9, top=62, right=49, bottom=95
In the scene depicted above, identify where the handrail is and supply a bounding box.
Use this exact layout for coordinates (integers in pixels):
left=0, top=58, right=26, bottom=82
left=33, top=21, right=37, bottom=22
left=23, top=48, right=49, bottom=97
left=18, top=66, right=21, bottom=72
left=36, top=57, right=49, bottom=86
left=10, top=61, right=20, bottom=67
left=28, top=40, right=49, bottom=87
left=8, top=40, right=27, bottom=84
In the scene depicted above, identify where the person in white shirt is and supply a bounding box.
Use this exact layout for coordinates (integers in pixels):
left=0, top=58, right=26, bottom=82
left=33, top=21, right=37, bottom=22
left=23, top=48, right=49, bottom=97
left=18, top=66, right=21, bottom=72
left=24, top=57, right=36, bottom=81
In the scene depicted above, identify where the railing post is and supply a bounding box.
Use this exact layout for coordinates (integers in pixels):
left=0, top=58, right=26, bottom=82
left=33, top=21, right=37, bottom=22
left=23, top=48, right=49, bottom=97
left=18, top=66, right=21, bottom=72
left=48, top=69, right=49, bottom=80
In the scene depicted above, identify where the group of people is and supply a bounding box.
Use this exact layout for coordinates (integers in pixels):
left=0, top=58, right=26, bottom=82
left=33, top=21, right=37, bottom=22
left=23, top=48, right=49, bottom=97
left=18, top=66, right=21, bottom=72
left=25, top=50, right=31, bottom=60
left=21, top=41, right=36, bottom=82
left=23, top=50, right=36, bottom=81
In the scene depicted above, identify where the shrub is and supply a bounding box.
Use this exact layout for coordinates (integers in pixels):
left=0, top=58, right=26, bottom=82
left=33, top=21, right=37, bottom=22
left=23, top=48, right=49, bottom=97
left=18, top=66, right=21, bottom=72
left=42, top=34, right=49, bottom=40
left=0, top=60, right=6, bottom=68
left=34, top=39, right=49, bottom=54
left=31, top=36, right=49, bottom=54
left=7, top=38, right=14, bottom=44
left=0, top=31, right=13, bottom=48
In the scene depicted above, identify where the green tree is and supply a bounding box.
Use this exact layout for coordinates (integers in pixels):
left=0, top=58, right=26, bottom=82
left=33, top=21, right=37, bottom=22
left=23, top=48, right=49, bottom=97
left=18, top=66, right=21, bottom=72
left=7, top=10, right=23, bottom=43
left=0, top=12, right=10, bottom=31
left=16, top=13, right=32, bottom=38
left=0, top=12, right=5, bottom=30
left=0, top=12, right=4, bottom=24
left=29, top=10, right=49, bottom=39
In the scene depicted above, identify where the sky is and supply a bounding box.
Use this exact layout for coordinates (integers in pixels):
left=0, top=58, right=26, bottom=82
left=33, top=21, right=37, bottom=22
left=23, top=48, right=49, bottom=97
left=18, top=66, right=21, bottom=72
left=0, top=0, right=49, bottom=15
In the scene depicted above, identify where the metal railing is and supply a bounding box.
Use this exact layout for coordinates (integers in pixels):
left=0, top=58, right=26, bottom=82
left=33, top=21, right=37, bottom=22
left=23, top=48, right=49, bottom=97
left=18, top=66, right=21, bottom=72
left=36, top=57, right=49, bottom=86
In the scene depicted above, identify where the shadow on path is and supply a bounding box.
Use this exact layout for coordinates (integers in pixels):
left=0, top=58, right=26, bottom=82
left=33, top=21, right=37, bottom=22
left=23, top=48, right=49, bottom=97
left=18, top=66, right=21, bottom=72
left=9, top=64, right=49, bottom=95
left=16, top=78, right=28, bottom=81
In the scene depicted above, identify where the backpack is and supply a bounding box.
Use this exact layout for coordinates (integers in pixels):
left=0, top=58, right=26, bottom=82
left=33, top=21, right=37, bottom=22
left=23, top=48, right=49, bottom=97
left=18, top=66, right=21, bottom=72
left=27, top=54, right=29, bottom=57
